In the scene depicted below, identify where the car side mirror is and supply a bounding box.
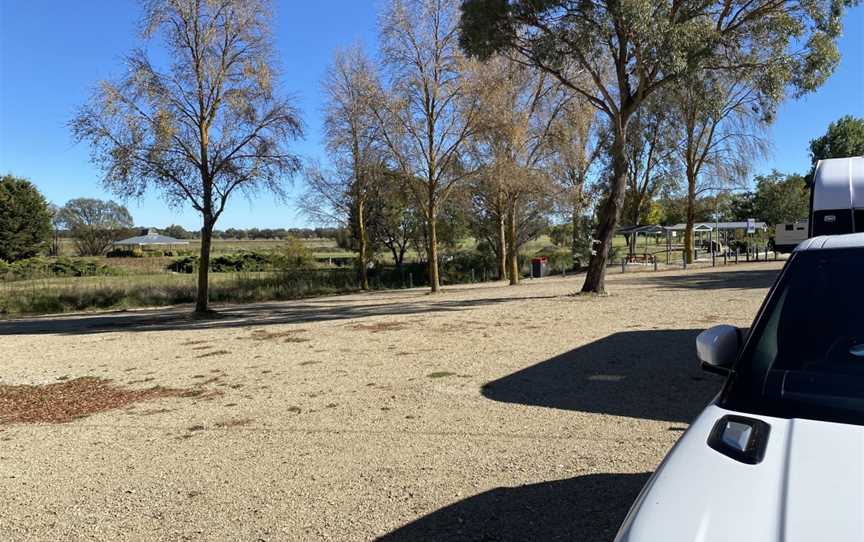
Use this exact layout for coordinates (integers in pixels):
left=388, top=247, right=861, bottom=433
left=696, top=325, right=741, bottom=375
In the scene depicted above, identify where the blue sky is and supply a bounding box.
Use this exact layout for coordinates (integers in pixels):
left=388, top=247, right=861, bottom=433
left=1, top=2, right=862, bottom=230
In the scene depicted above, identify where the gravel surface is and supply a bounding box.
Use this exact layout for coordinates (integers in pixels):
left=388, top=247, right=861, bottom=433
left=0, top=262, right=783, bottom=541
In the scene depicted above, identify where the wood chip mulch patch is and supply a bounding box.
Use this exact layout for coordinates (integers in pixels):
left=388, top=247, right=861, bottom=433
left=0, top=377, right=205, bottom=425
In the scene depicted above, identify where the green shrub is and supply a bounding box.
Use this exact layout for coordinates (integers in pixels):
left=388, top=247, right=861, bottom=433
left=543, top=251, right=574, bottom=273
left=440, top=250, right=496, bottom=283
left=0, top=256, right=122, bottom=281
left=167, top=249, right=314, bottom=274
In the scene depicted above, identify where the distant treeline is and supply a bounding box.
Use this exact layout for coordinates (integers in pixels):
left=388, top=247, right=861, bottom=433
left=150, top=225, right=343, bottom=241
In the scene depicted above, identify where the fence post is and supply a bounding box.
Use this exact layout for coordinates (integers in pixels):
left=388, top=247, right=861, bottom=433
left=723, top=251, right=727, bottom=265
left=471, top=269, right=475, bottom=283
left=621, top=259, right=626, bottom=273
left=712, top=250, right=716, bottom=267
left=408, top=272, right=413, bottom=289
left=653, top=258, right=658, bottom=272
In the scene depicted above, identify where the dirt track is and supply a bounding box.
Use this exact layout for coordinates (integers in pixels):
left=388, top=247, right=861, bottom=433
left=0, top=262, right=783, bottom=541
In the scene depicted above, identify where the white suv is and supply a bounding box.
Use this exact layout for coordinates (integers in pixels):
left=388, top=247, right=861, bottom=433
left=616, top=233, right=864, bottom=541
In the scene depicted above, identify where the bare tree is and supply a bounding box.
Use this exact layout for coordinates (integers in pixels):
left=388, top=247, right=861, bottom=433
left=672, top=74, right=770, bottom=263
left=301, top=46, right=381, bottom=289
left=547, top=98, right=604, bottom=262
left=468, top=56, right=562, bottom=285
left=71, top=0, right=303, bottom=313
left=373, top=0, right=480, bottom=292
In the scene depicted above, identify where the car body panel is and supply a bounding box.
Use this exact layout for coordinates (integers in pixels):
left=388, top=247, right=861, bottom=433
left=615, top=404, right=864, bottom=542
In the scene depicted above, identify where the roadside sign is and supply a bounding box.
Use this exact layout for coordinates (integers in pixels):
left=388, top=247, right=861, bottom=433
left=746, top=218, right=756, bottom=234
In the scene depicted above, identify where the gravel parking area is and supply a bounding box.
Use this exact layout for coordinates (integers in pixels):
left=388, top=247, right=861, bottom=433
left=0, top=262, right=783, bottom=541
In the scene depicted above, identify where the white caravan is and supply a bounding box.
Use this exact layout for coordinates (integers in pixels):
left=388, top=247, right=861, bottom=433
left=809, top=156, right=864, bottom=236
left=773, top=220, right=808, bottom=253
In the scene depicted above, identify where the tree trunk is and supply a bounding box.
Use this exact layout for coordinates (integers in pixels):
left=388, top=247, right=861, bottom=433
left=507, top=199, right=519, bottom=286
left=497, top=212, right=507, bottom=281
left=581, top=128, right=628, bottom=294
left=571, top=204, right=581, bottom=267
left=427, top=198, right=440, bottom=292
left=684, top=168, right=697, bottom=264
left=195, top=216, right=214, bottom=313
left=357, top=201, right=369, bottom=290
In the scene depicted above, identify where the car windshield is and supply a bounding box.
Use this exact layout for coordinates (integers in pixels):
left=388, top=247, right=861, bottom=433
left=723, top=248, right=864, bottom=424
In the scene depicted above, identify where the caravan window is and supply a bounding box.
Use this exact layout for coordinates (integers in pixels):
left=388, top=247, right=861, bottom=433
left=856, top=210, right=864, bottom=233
left=785, top=224, right=794, bottom=231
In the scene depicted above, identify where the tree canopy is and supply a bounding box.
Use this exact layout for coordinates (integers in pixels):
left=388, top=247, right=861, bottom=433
left=460, top=0, right=858, bottom=293
left=809, top=115, right=864, bottom=171
left=58, top=198, right=134, bottom=256
left=751, top=171, right=810, bottom=226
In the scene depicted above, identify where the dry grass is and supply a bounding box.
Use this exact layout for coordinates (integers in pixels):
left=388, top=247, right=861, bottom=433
left=351, top=322, right=409, bottom=333
left=244, top=329, right=309, bottom=342
left=0, top=377, right=191, bottom=425
left=196, top=350, right=232, bottom=358
left=214, top=418, right=253, bottom=428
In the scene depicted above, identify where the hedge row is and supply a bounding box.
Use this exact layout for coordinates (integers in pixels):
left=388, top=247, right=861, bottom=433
left=0, top=257, right=122, bottom=281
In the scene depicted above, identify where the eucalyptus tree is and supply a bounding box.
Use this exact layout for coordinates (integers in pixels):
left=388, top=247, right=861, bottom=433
left=372, top=0, right=481, bottom=292
left=623, top=103, right=679, bottom=229
left=672, top=73, right=770, bottom=262
left=71, top=0, right=303, bottom=313
left=301, top=46, right=382, bottom=290
left=809, top=115, right=864, bottom=173
left=467, top=173, right=508, bottom=280
left=460, top=0, right=857, bottom=293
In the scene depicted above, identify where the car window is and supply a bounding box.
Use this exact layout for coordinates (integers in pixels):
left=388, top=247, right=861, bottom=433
left=724, top=248, right=864, bottom=423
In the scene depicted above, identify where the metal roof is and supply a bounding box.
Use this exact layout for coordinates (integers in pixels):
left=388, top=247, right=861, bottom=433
left=795, top=233, right=864, bottom=251
left=113, top=233, right=190, bottom=246
left=617, top=225, right=666, bottom=235
left=664, top=221, right=767, bottom=232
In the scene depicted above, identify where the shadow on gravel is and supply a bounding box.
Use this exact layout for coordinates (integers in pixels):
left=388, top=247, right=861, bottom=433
left=377, top=472, right=650, bottom=542
left=0, top=294, right=560, bottom=336
left=0, top=294, right=557, bottom=336
left=482, top=329, right=724, bottom=423
left=619, top=268, right=780, bottom=291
